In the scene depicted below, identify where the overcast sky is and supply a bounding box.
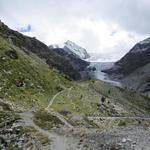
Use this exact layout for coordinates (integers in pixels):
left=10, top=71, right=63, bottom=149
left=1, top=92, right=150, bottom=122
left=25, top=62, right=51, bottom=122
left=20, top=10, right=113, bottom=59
left=1, top=0, right=150, bottom=61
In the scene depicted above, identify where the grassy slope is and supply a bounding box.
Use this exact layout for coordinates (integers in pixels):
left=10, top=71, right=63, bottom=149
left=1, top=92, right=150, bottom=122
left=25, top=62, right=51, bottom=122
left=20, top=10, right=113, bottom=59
left=0, top=36, right=72, bottom=110
left=0, top=35, right=111, bottom=117
left=51, top=83, right=101, bottom=116
left=50, top=79, right=150, bottom=120
left=89, top=80, right=150, bottom=114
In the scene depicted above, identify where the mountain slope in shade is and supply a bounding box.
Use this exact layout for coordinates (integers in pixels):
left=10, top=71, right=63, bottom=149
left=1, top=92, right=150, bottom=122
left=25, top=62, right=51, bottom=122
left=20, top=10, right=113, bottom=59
left=103, top=37, right=150, bottom=79
left=49, top=40, right=90, bottom=73
left=103, top=37, right=150, bottom=95
left=0, top=21, right=81, bottom=80
left=122, top=63, right=150, bottom=96
left=50, top=48, right=90, bottom=72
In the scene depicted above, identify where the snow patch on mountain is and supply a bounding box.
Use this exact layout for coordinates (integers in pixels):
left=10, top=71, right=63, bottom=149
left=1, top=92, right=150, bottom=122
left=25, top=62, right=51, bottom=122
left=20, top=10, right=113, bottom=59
left=49, top=40, right=90, bottom=60
left=63, top=40, right=90, bottom=59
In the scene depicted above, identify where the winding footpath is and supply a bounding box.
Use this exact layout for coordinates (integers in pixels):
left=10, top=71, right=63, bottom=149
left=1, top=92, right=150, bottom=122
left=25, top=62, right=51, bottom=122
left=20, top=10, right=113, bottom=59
left=45, top=91, right=63, bottom=110
left=20, top=109, right=70, bottom=150
left=19, top=87, right=150, bottom=150
left=19, top=87, right=75, bottom=150
left=45, top=87, right=73, bottom=110
left=45, top=87, right=74, bottom=128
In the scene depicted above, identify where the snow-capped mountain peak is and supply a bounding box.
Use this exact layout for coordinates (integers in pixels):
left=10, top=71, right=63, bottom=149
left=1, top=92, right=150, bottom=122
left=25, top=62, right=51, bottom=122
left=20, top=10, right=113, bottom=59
left=49, top=40, right=90, bottom=59
left=63, top=40, right=90, bottom=59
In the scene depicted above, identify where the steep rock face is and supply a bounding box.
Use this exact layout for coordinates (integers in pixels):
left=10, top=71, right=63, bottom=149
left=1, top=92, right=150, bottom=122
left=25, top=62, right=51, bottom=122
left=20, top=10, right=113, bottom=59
left=0, top=21, right=81, bottom=80
left=103, top=37, right=150, bottom=79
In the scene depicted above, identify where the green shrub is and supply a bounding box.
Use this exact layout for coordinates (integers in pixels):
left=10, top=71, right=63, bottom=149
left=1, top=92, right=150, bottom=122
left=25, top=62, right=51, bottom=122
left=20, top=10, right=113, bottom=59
left=118, top=120, right=127, bottom=126
left=33, top=110, right=64, bottom=130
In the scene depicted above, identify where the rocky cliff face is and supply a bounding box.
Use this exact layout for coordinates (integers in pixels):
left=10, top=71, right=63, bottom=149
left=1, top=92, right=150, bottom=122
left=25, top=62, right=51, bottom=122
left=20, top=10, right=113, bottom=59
left=103, top=37, right=150, bottom=79
left=0, top=21, right=81, bottom=80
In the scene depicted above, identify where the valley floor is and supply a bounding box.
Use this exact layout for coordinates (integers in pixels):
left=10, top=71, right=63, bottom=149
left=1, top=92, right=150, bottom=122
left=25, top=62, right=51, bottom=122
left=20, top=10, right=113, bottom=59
left=1, top=79, right=150, bottom=150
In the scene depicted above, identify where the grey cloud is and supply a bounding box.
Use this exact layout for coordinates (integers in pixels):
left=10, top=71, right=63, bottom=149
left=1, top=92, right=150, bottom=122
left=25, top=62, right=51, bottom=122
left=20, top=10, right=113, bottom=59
left=1, top=0, right=150, bottom=35
left=87, top=0, right=150, bottom=35
left=0, top=0, right=150, bottom=61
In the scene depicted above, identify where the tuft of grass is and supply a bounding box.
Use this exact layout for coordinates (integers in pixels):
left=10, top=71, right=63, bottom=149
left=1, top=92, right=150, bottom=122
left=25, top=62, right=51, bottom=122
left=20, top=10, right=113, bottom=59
left=33, top=110, right=64, bottom=130
left=84, top=116, right=99, bottom=128
left=118, top=120, right=127, bottom=126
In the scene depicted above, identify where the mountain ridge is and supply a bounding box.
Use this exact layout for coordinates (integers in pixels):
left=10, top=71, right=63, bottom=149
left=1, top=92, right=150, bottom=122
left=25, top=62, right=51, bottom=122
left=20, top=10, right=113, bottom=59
left=0, top=21, right=82, bottom=80
left=103, top=37, right=150, bottom=78
left=102, top=37, right=150, bottom=95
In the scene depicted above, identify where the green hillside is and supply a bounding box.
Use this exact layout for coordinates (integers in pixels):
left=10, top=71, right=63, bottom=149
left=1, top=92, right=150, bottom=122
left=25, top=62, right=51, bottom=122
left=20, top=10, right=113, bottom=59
left=0, top=36, right=72, bottom=110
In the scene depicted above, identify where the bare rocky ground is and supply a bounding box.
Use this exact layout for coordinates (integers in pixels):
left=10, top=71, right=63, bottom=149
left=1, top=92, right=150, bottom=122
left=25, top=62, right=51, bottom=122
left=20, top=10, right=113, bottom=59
left=56, top=124, right=150, bottom=150
left=0, top=115, right=50, bottom=150
left=82, top=125, right=150, bottom=150
left=1, top=107, right=150, bottom=150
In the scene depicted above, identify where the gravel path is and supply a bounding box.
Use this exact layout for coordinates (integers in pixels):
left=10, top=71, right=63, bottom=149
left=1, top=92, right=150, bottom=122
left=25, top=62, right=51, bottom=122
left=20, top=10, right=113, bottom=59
left=19, top=109, right=75, bottom=150
left=19, top=109, right=150, bottom=150
left=45, top=87, right=73, bottom=110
